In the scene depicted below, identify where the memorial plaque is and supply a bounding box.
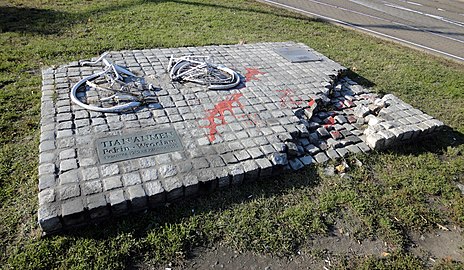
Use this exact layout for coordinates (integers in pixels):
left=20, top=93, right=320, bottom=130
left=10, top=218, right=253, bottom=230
left=275, top=47, right=322, bottom=63
left=95, top=128, right=183, bottom=164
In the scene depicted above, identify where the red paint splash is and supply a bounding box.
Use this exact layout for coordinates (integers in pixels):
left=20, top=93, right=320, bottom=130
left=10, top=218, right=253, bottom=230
left=276, top=89, right=304, bottom=108
left=308, top=99, right=316, bottom=107
left=323, top=116, right=336, bottom=128
left=245, top=68, right=266, bottom=82
left=200, top=93, right=244, bottom=142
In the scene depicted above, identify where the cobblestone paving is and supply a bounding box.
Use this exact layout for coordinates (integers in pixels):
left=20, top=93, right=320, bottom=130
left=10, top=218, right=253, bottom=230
left=38, top=42, right=444, bottom=233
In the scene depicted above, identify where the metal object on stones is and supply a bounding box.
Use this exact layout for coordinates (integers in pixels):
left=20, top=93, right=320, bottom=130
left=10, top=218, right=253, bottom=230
left=96, top=128, right=183, bottom=164
left=275, top=47, right=322, bottom=63
left=167, top=55, right=240, bottom=90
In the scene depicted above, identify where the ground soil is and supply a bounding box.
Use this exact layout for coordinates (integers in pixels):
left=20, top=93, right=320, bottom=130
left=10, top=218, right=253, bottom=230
left=143, top=226, right=463, bottom=270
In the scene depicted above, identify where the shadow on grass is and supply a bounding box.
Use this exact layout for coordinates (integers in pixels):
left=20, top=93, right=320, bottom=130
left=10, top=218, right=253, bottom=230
left=62, top=166, right=321, bottom=238
left=0, top=0, right=322, bottom=35
left=344, top=68, right=376, bottom=88
left=0, top=6, right=76, bottom=34
left=386, top=127, right=464, bottom=156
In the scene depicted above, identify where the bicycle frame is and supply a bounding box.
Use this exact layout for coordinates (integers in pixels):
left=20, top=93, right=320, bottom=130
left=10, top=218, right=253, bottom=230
left=70, top=53, right=157, bottom=113
left=168, top=55, right=240, bottom=90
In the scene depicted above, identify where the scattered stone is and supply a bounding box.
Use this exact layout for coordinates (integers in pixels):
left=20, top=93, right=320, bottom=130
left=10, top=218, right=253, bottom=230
left=316, top=126, right=330, bottom=137
left=305, top=144, right=320, bottom=155
left=289, top=158, right=304, bottom=171
left=299, top=155, right=314, bottom=165
left=323, top=165, right=335, bottom=176
left=354, top=106, right=370, bottom=118
left=286, top=142, right=299, bottom=156
left=268, top=152, right=288, bottom=166
left=314, top=152, right=329, bottom=163
left=330, top=130, right=343, bottom=140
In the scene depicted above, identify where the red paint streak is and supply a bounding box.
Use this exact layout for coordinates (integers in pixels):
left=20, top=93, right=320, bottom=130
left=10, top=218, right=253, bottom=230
left=323, top=116, right=335, bottom=128
left=200, top=93, right=244, bottom=142
left=245, top=68, right=266, bottom=82
left=308, top=99, right=315, bottom=107
left=277, top=89, right=304, bottom=108
left=326, top=116, right=335, bottom=125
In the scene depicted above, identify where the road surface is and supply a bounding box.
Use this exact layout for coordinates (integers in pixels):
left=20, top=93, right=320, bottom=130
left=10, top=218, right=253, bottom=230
left=259, top=0, right=464, bottom=63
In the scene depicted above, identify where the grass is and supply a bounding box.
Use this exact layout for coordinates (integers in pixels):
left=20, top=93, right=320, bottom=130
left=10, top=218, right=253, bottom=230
left=0, top=0, right=463, bottom=269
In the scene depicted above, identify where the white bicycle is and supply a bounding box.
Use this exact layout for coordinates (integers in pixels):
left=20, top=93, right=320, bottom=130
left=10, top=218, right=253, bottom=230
left=70, top=53, right=158, bottom=113
left=167, top=55, right=240, bottom=90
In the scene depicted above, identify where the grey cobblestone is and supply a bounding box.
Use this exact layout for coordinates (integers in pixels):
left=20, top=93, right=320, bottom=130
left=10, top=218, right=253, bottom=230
left=38, top=42, right=445, bottom=233
left=62, top=198, right=84, bottom=225
left=87, top=194, right=109, bottom=219
left=289, top=158, right=304, bottom=170
left=109, top=189, right=127, bottom=214
left=39, top=189, right=56, bottom=205
left=82, top=180, right=103, bottom=195
left=314, top=152, right=329, bottom=163
left=101, top=164, right=119, bottom=177
left=39, top=174, right=56, bottom=190
left=81, top=167, right=99, bottom=181
left=144, top=181, right=165, bottom=205
left=127, top=185, right=147, bottom=208
left=122, top=172, right=142, bottom=186
left=59, top=184, right=80, bottom=200
left=103, top=176, right=123, bottom=191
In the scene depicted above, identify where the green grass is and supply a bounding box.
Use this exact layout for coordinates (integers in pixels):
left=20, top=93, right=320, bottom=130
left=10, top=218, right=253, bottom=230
left=1, top=0, right=464, bottom=269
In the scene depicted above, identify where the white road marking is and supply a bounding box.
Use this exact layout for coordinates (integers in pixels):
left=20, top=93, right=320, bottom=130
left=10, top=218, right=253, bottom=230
left=310, top=0, right=464, bottom=44
left=384, top=3, right=464, bottom=27
left=406, top=1, right=422, bottom=6
left=259, top=0, right=464, bottom=62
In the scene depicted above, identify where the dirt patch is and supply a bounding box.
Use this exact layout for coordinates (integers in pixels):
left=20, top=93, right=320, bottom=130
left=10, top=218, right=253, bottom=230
left=410, top=226, right=464, bottom=263
left=138, top=226, right=464, bottom=269
left=151, top=233, right=385, bottom=270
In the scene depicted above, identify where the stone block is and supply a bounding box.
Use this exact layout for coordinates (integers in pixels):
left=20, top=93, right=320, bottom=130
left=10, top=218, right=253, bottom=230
left=82, top=180, right=103, bottom=195
left=122, top=172, right=142, bottom=186
left=268, top=152, right=288, bottom=166
left=87, top=194, right=109, bottom=220
left=230, top=166, right=245, bottom=185
left=38, top=204, right=62, bottom=233
left=346, top=144, right=361, bottom=154
left=81, top=167, right=99, bottom=181
left=38, top=188, right=55, bottom=205
left=286, top=142, right=299, bottom=156
left=183, top=173, right=200, bottom=196
left=62, top=198, right=85, bottom=226
left=326, top=149, right=340, bottom=160
left=39, top=174, right=56, bottom=191
left=144, top=181, right=165, bottom=206
left=314, top=152, right=329, bottom=163
left=127, top=185, right=147, bottom=209
left=103, top=176, right=123, bottom=191
left=243, top=160, right=259, bottom=181
left=299, top=155, right=314, bottom=166
left=366, top=133, right=386, bottom=149
left=289, top=158, right=304, bottom=170
left=336, top=147, right=350, bottom=158
left=108, top=189, right=128, bottom=215
left=59, top=184, right=80, bottom=200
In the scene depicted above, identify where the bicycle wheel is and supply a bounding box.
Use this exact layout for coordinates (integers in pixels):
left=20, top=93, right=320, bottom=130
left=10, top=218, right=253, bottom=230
left=70, top=73, right=141, bottom=113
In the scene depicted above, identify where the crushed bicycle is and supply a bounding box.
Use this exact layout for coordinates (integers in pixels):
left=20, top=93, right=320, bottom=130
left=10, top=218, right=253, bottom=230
left=70, top=52, right=159, bottom=113
left=167, top=55, right=240, bottom=90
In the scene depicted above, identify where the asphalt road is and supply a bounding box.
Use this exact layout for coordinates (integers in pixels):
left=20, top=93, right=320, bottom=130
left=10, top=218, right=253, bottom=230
left=259, top=0, right=464, bottom=63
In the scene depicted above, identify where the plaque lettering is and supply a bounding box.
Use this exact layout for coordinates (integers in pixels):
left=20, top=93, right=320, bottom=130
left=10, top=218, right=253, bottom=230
left=95, top=128, right=183, bottom=164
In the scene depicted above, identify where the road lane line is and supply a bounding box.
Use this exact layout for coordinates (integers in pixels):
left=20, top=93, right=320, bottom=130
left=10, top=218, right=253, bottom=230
left=259, top=0, right=464, bottom=62
left=384, top=3, right=464, bottom=27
